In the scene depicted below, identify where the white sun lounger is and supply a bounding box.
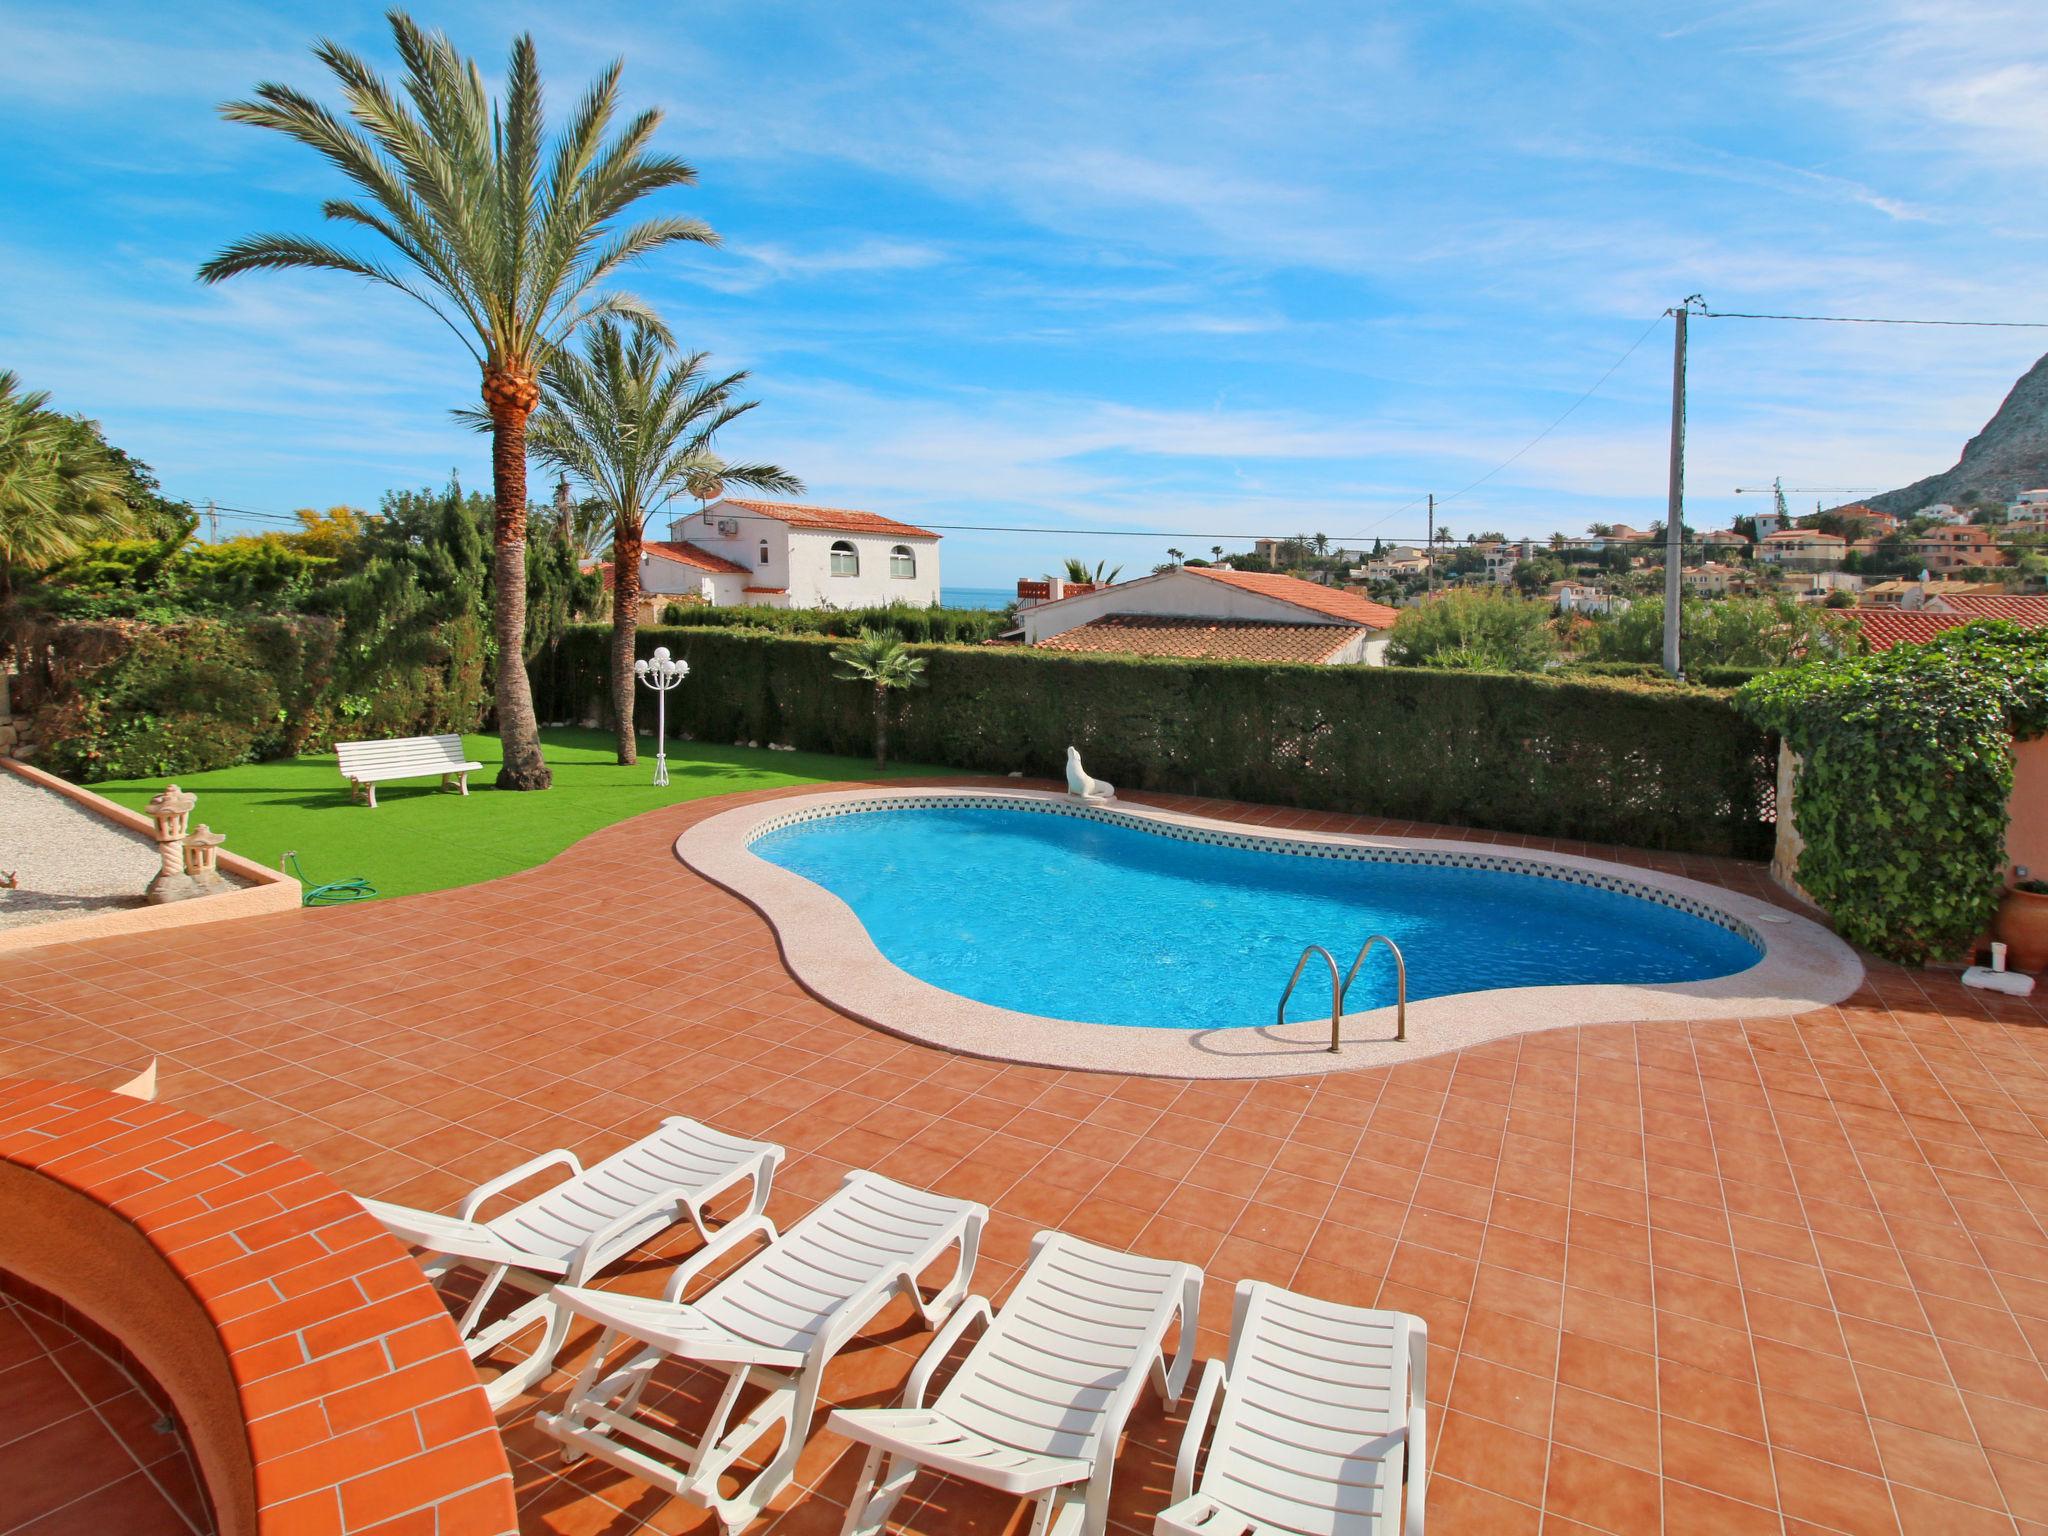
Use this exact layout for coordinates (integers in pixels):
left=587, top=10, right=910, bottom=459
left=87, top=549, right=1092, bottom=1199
left=537, top=1169, right=986, bottom=1533
left=1155, top=1282, right=1428, bottom=1536
left=832, top=1229, right=1205, bottom=1536
left=358, top=1116, right=781, bottom=1409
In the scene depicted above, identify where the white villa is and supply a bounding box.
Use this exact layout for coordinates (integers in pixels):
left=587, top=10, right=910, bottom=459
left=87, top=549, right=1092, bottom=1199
left=1018, top=566, right=1400, bottom=665
left=630, top=497, right=941, bottom=610
left=2012, top=490, right=2048, bottom=526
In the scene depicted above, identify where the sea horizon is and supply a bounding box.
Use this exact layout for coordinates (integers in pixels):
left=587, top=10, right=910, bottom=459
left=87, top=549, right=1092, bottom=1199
left=939, top=586, right=1018, bottom=611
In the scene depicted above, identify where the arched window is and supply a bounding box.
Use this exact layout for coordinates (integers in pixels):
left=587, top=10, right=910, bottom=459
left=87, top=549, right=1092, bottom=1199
left=758, top=539, right=770, bottom=566
left=829, top=540, right=859, bottom=577
left=890, top=544, right=916, bottom=579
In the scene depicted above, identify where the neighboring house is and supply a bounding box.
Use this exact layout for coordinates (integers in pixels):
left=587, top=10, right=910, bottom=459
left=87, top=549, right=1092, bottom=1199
left=1756, top=529, right=1847, bottom=570
left=1551, top=581, right=1629, bottom=616
left=1014, top=576, right=1103, bottom=610
left=1578, top=524, right=1656, bottom=552
left=2011, top=490, right=2048, bottom=526
left=1483, top=549, right=1519, bottom=584
left=1906, top=524, right=2006, bottom=571
left=589, top=540, right=754, bottom=617
left=1925, top=592, right=2048, bottom=624
left=1847, top=600, right=2047, bottom=652
left=1862, top=578, right=1986, bottom=609
left=1019, top=566, right=1399, bottom=665
left=1917, top=502, right=1968, bottom=525
left=1753, top=511, right=1786, bottom=538
left=662, top=497, right=941, bottom=607
left=1697, top=529, right=1752, bottom=554
left=1845, top=609, right=1975, bottom=652
left=1833, top=503, right=1899, bottom=535
left=1797, top=570, right=1863, bottom=602
left=1681, top=562, right=1739, bottom=597
left=1359, top=548, right=1430, bottom=582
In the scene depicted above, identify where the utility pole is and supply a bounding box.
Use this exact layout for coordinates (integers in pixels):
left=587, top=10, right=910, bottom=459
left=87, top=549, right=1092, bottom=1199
left=1663, top=297, right=1702, bottom=678
left=1426, top=494, right=1435, bottom=594
left=205, top=499, right=219, bottom=544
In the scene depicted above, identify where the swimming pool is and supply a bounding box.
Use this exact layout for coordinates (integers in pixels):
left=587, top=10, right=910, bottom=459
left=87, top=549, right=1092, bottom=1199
left=749, top=801, right=1763, bottom=1031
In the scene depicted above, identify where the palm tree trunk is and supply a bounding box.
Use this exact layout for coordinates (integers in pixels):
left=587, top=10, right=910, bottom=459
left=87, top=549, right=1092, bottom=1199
left=873, top=683, right=887, bottom=770
left=486, top=377, right=552, bottom=791
left=611, top=516, right=641, bottom=765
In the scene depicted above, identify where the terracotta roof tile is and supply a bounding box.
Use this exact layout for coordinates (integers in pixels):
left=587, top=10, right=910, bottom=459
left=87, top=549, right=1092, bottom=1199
left=1182, top=566, right=1400, bottom=628
left=1844, top=609, right=1971, bottom=651
left=1931, top=593, right=2048, bottom=623
left=715, top=498, right=939, bottom=540
left=1036, top=614, right=1368, bottom=663
left=643, top=540, right=751, bottom=575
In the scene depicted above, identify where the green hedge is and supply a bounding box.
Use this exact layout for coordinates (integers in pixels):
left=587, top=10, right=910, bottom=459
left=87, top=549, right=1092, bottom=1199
left=649, top=602, right=1009, bottom=644
left=537, top=626, right=1777, bottom=856
left=20, top=613, right=490, bottom=782
left=24, top=617, right=343, bottom=781
left=1562, top=661, right=1775, bottom=688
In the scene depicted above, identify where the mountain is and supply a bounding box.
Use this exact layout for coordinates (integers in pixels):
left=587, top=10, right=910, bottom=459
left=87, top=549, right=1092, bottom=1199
left=1859, top=351, right=2048, bottom=514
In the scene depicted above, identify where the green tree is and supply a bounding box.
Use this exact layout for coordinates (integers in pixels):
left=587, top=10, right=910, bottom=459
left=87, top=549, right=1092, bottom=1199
left=1585, top=596, right=1863, bottom=668
left=831, top=628, right=926, bottom=768
left=0, top=373, right=134, bottom=602
left=1385, top=591, right=1558, bottom=671
left=200, top=12, right=715, bottom=790
left=521, top=319, right=799, bottom=763
left=1061, top=557, right=1121, bottom=586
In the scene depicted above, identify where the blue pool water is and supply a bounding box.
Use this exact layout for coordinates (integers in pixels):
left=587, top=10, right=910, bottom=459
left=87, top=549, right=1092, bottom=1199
left=751, top=805, right=1762, bottom=1031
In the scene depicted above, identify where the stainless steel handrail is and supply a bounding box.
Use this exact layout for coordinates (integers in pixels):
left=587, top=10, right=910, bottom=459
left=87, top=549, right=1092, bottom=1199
left=1275, top=934, right=1408, bottom=1051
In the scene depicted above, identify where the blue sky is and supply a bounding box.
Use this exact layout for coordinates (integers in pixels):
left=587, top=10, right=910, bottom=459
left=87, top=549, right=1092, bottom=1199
left=4, top=1, right=2048, bottom=585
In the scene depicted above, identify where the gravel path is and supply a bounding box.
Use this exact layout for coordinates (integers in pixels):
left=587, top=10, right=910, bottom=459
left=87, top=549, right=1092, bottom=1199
left=0, top=773, right=163, bottom=930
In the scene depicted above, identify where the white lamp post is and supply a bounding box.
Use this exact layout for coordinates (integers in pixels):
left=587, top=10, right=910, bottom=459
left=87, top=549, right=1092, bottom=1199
left=632, top=646, right=690, bottom=787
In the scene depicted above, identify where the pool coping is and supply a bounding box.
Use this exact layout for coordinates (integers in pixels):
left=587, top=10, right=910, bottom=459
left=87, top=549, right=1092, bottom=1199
left=674, top=787, right=1866, bottom=1080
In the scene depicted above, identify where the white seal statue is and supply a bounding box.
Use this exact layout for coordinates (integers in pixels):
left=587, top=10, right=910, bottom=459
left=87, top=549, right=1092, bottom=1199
left=1065, top=746, right=1116, bottom=804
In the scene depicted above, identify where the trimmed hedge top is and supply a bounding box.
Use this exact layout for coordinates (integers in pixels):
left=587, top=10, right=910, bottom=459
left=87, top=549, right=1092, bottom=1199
left=536, top=626, right=1778, bottom=857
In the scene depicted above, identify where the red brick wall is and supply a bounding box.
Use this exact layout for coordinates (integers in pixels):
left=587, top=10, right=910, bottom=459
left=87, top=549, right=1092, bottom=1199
left=0, top=1079, right=516, bottom=1536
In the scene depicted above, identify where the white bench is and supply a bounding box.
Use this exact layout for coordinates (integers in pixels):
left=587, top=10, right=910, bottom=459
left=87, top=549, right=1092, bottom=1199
left=335, top=734, right=482, bottom=809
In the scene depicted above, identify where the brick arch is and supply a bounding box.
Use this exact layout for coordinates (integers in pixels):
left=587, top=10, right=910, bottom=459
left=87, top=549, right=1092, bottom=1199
left=0, top=1079, right=515, bottom=1536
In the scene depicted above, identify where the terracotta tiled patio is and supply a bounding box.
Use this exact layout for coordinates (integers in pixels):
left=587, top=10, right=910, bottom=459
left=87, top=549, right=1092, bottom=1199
left=3, top=778, right=2047, bottom=1535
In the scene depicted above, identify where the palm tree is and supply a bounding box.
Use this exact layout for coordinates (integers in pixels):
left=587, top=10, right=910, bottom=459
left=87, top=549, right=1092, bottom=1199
left=1166, top=547, right=1185, bottom=565
left=198, top=13, right=716, bottom=791
left=0, top=373, right=132, bottom=602
left=1061, top=557, right=1121, bottom=586
left=831, top=629, right=926, bottom=770
left=1313, top=532, right=1329, bottom=557
left=522, top=320, right=800, bottom=765
left=1210, top=544, right=1224, bottom=563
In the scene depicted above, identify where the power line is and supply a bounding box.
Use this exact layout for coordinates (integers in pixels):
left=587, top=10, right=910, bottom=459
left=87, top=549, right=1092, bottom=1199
left=1701, top=308, right=2048, bottom=329
left=1355, top=312, right=1670, bottom=536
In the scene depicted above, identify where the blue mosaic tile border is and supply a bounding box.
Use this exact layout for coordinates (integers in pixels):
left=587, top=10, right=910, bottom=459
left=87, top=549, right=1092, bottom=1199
left=743, top=793, right=1766, bottom=954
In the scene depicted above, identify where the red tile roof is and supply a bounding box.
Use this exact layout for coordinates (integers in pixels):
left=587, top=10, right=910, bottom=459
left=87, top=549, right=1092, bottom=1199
left=643, top=539, right=750, bottom=574
left=1930, top=593, right=2048, bottom=624
left=1036, top=614, right=1369, bottom=663
left=1183, top=566, right=1400, bottom=628
left=1844, top=609, right=1972, bottom=651
left=716, top=498, right=939, bottom=540
left=592, top=539, right=750, bottom=590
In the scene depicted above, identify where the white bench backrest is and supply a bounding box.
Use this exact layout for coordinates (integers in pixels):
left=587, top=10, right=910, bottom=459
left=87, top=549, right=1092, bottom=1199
left=336, top=734, right=472, bottom=777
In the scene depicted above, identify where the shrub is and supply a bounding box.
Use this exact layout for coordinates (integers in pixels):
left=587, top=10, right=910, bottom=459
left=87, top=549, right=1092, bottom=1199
left=1583, top=595, right=1862, bottom=668
left=26, top=617, right=340, bottom=781
left=1386, top=591, right=1557, bottom=671
left=535, top=627, right=1777, bottom=855
left=1737, top=621, right=2048, bottom=963
left=653, top=602, right=1010, bottom=644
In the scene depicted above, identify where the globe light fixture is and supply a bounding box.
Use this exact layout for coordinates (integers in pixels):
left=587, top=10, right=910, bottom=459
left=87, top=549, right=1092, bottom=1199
left=632, top=646, right=690, bottom=787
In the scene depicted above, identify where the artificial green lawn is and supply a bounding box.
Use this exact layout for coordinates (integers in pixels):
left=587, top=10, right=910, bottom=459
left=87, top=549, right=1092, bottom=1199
left=92, top=728, right=963, bottom=902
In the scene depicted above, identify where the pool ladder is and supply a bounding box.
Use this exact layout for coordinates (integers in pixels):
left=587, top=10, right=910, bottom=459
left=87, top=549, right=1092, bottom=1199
left=1276, top=935, right=1407, bottom=1052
